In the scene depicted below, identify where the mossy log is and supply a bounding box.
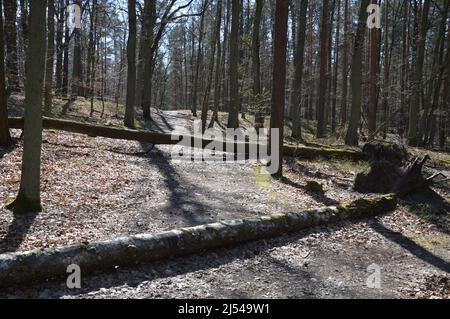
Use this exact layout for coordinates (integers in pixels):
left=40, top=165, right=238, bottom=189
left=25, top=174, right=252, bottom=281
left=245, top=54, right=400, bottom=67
left=8, top=117, right=366, bottom=160
left=0, top=194, right=396, bottom=288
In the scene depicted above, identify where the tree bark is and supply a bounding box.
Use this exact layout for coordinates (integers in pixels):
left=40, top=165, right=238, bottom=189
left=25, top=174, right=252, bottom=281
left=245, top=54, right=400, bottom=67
left=381, top=0, right=390, bottom=139
left=71, top=0, right=83, bottom=98
left=192, top=0, right=208, bottom=118
left=270, top=0, right=289, bottom=177
left=345, top=0, right=370, bottom=146
left=252, top=0, right=264, bottom=129
left=340, top=0, right=349, bottom=125
left=407, top=0, right=430, bottom=146
left=55, top=0, right=65, bottom=96
left=44, top=0, right=55, bottom=116
left=201, top=0, right=222, bottom=132
left=291, top=0, right=308, bottom=139
left=0, top=0, right=11, bottom=147
left=125, top=0, right=137, bottom=128
left=140, top=0, right=157, bottom=121
left=4, top=0, right=20, bottom=91
left=227, top=0, right=241, bottom=129
left=331, top=0, right=341, bottom=133
left=6, top=0, right=47, bottom=214
left=439, top=30, right=450, bottom=149
left=316, top=0, right=330, bottom=138
left=367, top=0, right=380, bottom=135
left=62, top=0, right=70, bottom=97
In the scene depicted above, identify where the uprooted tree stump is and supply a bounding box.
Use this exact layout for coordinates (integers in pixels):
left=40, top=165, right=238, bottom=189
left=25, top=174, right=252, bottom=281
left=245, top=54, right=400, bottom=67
left=354, top=142, right=447, bottom=198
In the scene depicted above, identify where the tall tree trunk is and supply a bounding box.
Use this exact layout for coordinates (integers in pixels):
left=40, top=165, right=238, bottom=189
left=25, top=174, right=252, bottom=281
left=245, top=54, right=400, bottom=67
left=345, top=0, right=370, bottom=146
left=381, top=0, right=390, bottom=139
left=368, top=0, right=380, bottom=135
left=71, top=0, right=82, bottom=98
left=340, top=0, right=349, bottom=125
left=439, top=32, right=450, bottom=149
left=7, top=0, right=47, bottom=214
left=125, top=0, right=137, bottom=128
left=252, top=0, right=264, bottom=129
left=55, top=0, right=65, bottom=96
left=305, top=0, right=314, bottom=121
left=86, top=0, right=97, bottom=100
left=331, top=0, right=341, bottom=133
left=316, top=0, right=330, bottom=138
left=407, top=0, right=430, bottom=146
left=227, top=0, right=240, bottom=129
left=19, top=0, right=28, bottom=82
left=4, top=0, right=20, bottom=91
left=400, top=0, right=408, bottom=138
left=270, top=0, right=289, bottom=177
left=192, top=0, right=207, bottom=118
left=62, top=0, right=70, bottom=97
left=421, top=0, right=449, bottom=146
left=201, top=0, right=222, bottom=132
left=291, top=0, right=308, bottom=139
left=0, top=0, right=11, bottom=147
left=44, top=0, right=55, bottom=116
left=140, top=0, right=156, bottom=120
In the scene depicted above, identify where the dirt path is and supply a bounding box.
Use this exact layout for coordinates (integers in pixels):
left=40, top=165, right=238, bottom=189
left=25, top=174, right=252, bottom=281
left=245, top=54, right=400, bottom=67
left=0, top=111, right=449, bottom=298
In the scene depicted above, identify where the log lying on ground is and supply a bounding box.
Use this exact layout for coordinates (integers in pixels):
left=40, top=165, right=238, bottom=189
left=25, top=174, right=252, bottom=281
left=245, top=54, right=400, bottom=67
left=8, top=117, right=366, bottom=161
left=0, top=194, right=396, bottom=288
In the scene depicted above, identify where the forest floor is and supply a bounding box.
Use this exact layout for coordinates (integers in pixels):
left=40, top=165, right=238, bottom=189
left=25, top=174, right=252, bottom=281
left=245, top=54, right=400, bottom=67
left=0, top=96, right=449, bottom=299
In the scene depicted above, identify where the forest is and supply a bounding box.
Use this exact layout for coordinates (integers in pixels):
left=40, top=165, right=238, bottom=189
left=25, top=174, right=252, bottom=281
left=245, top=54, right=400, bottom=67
left=0, top=0, right=449, bottom=300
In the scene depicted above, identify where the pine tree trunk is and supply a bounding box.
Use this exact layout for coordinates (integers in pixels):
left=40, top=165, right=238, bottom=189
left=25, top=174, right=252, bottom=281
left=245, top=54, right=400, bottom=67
left=44, top=0, right=55, bottom=116
left=7, top=0, right=47, bottom=214
left=192, top=0, right=207, bottom=118
left=270, top=0, right=289, bottom=177
left=201, top=0, right=222, bottom=132
left=291, top=0, right=308, bottom=139
left=331, top=0, right=341, bottom=133
left=340, top=0, right=349, bottom=125
left=125, top=0, right=137, bottom=128
left=140, top=0, right=156, bottom=120
left=4, top=0, right=20, bottom=91
left=0, top=0, right=11, bottom=147
left=62, top=0, right=70, bottom=97
left=55, top=0, right=65, bottom=96
left=381, top=0, right=390, bottom=139
left=305, top=1, right=314, bottom=121
left=407, top=0, right=430, bottom=146
left=71, top=0, right=83, bottom=98
left=345, top=0, right=370, bottom=146
left=228, top=0, right=240, bottom=129
left=252, top=0, right=264, bottom=129
left=439, top=36, right=449, bottom=149
left=400, top=0, right=408, bottom=138
left=368, top=0, right=380, bottom=136
left=316, top=0, right=329, bottom=138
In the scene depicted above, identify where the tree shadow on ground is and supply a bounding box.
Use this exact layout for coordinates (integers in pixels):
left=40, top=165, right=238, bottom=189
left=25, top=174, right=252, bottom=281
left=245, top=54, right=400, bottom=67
left=0, top=212, right=38, bottom=254
left=400, top=189, right=450, bottom=236
left=369, top=221, right=450, bottom=274
left=0, top=219, right=395, bottom=299
left=134, top=144, right=253, bottom=228
left=0, top=141, right=18, bottom=159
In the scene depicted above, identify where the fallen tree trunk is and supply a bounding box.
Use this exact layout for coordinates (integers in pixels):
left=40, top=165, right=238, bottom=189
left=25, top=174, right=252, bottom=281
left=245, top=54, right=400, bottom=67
left=0, top=194, right=396, bottom=288
left=8, top=117, right=366, bottom=161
